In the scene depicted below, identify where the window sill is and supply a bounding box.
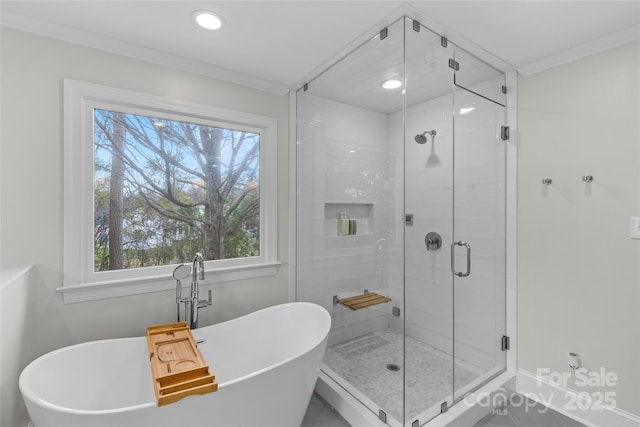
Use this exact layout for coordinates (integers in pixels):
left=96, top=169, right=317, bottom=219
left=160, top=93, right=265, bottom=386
left=57, top=262, right=281, bottom=304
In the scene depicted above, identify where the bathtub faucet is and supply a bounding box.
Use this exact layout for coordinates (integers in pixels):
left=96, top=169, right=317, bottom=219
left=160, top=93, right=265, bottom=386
left=189, top=252, right=212, bottom=329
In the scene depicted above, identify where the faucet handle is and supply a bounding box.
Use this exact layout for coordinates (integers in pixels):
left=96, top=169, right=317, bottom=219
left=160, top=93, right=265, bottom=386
left=198, top=289, right=213, bottom=308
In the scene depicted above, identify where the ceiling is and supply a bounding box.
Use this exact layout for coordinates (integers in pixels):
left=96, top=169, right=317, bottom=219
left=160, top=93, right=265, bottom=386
left=2, top=1, right=639, bottom=95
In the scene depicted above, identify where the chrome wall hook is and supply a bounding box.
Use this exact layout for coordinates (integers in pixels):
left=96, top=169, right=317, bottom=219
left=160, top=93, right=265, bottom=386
left=582, top=175, right=593, bottom=183
left=541, top=178, right=553, bottom=185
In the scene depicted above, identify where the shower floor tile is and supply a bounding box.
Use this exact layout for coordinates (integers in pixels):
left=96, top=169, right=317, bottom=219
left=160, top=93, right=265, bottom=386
left=324, top=329, right=483, bottom=422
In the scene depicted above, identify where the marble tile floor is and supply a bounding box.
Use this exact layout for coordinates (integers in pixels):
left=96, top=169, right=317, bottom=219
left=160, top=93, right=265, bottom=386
left=324, top=329, right=483, bottom=422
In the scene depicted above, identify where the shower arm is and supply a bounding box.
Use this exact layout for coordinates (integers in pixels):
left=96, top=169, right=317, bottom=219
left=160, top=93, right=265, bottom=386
left=415, top=130, right=437, bottom=144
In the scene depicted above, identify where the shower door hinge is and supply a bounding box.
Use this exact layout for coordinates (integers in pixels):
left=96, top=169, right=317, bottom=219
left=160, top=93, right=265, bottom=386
left=378, top=409, right=387, bottom=423
left=412, top=20, right=421, bottom=32
left=448, top=59, right=460, bottom=71
left=440, top=401, right=448, bottom=413
left=502, top=85, right=507, bottom=94
left=380, top=27, right=388, bottom=40
left=412, top=420, right=420, bottom=427
left=441, top=37, right=448, bottom=48
left=501, top=126, right=510, bottom=141
left=501, top=335, right=511, bottom=351
left=303, top=83, right=309, bottom=92
left=405, top=213, right=414, bottom=226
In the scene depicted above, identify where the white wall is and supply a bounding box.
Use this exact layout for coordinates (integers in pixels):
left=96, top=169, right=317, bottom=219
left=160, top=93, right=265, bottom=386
left=518, top=40, right=640, bottom=417
left=1, top=266, right=35, bottom=427
left=295, top=93, right=402, bottom=346
left=0, top=27, right=289, bottom=426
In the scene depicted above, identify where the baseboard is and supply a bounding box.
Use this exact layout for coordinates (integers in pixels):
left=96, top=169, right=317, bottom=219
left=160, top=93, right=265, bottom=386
left=516, top=370, right=640, bottom=427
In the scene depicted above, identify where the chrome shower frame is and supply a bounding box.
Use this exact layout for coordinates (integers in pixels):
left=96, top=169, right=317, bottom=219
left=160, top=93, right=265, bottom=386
left=291, top=13, right=518, bottom=427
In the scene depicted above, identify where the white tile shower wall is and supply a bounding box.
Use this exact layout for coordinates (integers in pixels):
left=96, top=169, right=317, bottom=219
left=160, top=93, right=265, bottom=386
left=389, top=95, right=454, bottom=359
left=297, top=94, right=403, bottom=344
left=390, top=90, right=504, bottom=371
left=298, top=89, right=504, bottom=367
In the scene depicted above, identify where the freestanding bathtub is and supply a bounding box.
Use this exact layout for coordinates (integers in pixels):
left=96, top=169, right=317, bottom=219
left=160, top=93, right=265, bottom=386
left=19, top=302, right=331, bottom=427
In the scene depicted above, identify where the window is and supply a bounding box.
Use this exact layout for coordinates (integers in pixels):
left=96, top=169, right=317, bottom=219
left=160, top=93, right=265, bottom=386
left=61, top=80, right=278, bottom=303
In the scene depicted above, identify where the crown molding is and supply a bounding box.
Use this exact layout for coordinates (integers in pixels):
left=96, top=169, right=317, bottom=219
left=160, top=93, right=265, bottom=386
left=0, top=10, right=291, bottom=96
left=518, top=24, right=640, bottom=76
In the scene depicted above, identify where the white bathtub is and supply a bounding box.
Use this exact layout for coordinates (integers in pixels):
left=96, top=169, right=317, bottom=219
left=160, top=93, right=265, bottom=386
left=19, top=302, right=331, bottom=427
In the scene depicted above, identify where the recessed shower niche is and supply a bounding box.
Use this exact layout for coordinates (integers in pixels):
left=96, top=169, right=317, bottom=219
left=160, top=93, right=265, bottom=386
left=324, top=203, right=373, bottom=236
left=295, top=15, right=510, bottom=426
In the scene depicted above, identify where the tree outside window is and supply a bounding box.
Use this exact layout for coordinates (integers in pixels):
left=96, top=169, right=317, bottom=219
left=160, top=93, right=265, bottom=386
left=93, top=109, right=260, bottom=272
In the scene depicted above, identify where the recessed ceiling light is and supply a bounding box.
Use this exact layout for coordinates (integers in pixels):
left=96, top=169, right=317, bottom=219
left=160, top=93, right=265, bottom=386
left=192, top=10, right=223, bottom=30
left=381, top=79, right=402, bottom=90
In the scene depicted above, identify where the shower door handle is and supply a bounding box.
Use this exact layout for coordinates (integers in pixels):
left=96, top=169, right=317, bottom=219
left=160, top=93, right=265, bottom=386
left=451, top=241, right=471, bottom=277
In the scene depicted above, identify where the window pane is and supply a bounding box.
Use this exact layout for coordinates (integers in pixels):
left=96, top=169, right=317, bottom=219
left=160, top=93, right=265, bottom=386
left=93, top=109, right=260, bottom=272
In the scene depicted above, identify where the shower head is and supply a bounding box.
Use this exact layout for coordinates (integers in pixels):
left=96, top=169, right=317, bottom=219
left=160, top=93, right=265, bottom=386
left=415, top=130, right=436, bottom=144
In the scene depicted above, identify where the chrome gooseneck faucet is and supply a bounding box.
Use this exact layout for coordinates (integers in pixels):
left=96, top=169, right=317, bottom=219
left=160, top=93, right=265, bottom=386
left=188, top=253, right=212, bottom=329
left=173, top=253, right=212, bottom=329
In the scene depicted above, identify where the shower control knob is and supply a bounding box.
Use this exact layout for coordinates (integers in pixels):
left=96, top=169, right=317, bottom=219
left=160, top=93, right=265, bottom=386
left=425, top=232, right=442, bottom=251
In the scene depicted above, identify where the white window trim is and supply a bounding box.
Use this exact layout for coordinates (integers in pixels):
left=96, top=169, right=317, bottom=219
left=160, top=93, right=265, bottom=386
left=59, top=79, right=279, bottom=304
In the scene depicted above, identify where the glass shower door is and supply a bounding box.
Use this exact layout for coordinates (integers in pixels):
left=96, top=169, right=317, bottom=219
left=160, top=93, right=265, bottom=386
left=403, top=19, right=456, bottom=426
left=451, top=47, right=507, bottom=402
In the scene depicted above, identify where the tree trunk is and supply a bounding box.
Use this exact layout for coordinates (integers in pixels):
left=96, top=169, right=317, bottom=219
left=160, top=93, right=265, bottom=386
left=200, top=126, right=224, bottom=260
left=108, top=113, right=125, bottom=270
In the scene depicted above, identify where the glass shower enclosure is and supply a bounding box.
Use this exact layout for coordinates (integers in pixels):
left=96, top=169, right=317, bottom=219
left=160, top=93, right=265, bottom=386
left=295, top=16, right=508, bottom=426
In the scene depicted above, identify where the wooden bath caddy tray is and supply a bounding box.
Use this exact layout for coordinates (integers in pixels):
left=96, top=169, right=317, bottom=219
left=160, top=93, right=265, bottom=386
left=146, top=322, right=217, bottom=406
left=337, top=292, right=391, bottom=310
